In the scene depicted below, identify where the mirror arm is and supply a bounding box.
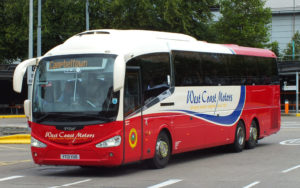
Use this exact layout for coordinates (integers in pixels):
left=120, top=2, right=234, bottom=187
left=13, top=58, right=38, bottom=93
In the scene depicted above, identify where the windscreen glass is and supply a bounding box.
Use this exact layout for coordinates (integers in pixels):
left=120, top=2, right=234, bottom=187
left=32, top=54, right=119, bottom=126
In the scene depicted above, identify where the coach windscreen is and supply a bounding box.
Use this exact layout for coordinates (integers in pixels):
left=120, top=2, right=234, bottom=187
left=32, top=54, right=120, bottom=126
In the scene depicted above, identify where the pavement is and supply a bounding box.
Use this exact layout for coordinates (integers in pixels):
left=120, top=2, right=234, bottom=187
left=282, top=112, right=300, bottom=117
left=0, top=116, right=30, bottom=144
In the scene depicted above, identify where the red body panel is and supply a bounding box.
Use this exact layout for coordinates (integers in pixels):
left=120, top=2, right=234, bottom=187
left=223, top=44, right=277, bottom=58
left=31, top=121, right=124, bottom=166
left=123, top=115, right=142, bottom=163
left=30, top=85, right=280, bottom=167
left=242, top=85, right=281, bottom=138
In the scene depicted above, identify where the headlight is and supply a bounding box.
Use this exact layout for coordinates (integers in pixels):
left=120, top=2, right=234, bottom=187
left=95, top=136, right=121, bottom=148
left=31, top=136, right=47, bottom=148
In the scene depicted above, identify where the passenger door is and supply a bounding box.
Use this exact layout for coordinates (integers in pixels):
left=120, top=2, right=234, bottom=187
left=123, top=67, right=143, bottom=163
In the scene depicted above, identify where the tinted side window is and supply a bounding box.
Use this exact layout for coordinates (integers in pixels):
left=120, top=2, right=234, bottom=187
left=173, top=51, right=279, bottom=86
left=174, top=51, right=229, bottom=86
left=256, top=57, right=279, bottom=85
left=124, top=68, right=141, bottom=117
left=226, top=55, right=258, bottom=85
left=173, top=51, right=203, bottom=86
left=226, top=55, right=244, bottom=85
left=126, top=53, right=171, bottom=103
left=230, top=56, right=279, bottom=85
left=200, top=53, right=228, bottom=86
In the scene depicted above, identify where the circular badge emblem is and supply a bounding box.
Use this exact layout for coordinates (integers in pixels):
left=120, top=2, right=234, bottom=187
left=129, top=128, right=138, bottom=149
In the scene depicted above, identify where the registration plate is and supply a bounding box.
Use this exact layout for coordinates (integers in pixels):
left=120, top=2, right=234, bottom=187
left=60, top=154, right=80, bottom=160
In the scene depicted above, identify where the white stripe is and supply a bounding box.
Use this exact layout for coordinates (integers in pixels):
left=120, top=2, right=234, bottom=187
left=48, top=179, right=91, bottom=188
left=282, top=123, right=300, bottom=126
left=0, top=176, right=24, bottom=182
left=282, top=165, right=300, bottom=173
left=282, top=122, right=299, bottom=124
left=243, top=181, right=260, bottom=188
left=62, top=179, right=91, bottom=186
left=281, top=127, right=300, bottom=129
left=148, top=179, right=182, bottom=188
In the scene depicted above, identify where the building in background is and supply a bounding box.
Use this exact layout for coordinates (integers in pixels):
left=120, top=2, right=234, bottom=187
left=0, top=64, right=27, bottom=114
left=267, top=0, right=300, bottom=55
left=212, top=1, right=300, bottom=114
left=266, top=0, right=300, bottom=114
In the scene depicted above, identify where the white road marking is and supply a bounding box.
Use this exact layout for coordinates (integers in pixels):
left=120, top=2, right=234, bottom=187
left=282, top=165, right=300, bottom=173
left=281, top=127, right=300, bottom=129
left=48, top=179, right=91, bottom=188
left=282, top=122, right=299, bottom=124
left=243, top=181, right=260, bottom=188
left=0, top=176, right=24, bottom=182
left=148, top=179, right=182, bottom=188
left=280, top=138, right=300, bottom=145
left=281, top=122, right=300, bottom=128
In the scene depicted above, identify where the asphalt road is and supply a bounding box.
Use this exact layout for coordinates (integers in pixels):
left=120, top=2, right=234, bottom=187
left=0, top=116, right=299, bottom=188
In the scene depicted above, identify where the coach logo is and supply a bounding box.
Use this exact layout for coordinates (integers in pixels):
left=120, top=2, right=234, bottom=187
left=129, top=128, right=138, bottom=149
left=63, top=127, right=76, bottom=131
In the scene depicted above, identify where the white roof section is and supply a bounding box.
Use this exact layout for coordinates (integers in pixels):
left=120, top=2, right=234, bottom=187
left=169, top=40, right=232, bottom=54
left=44, top=29, right=233, bottom=59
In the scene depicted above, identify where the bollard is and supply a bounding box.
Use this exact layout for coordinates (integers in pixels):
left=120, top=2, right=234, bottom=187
left=285, top=100, right=289, bottom=114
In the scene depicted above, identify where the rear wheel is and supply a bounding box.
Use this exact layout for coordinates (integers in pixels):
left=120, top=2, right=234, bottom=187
left=231, top=121, right=246, bottom=152
left=147, top=131, right=171, bottom=169
left=246, top=120, right=258, bottom=149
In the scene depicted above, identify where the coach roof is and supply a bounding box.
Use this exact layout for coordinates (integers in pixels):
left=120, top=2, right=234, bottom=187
left=45, top=29, right=195, bottom=56
left=44, top=29, right=274, bottom=58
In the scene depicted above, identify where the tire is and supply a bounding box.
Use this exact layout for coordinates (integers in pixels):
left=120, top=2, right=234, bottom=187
left=246, top=120, right=258, bottom=149
left=147, top=131, right=171, bottom=169
left=231, top=121, right=246, bottom=152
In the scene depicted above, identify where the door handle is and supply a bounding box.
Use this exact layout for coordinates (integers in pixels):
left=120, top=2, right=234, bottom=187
left=160, top=102, right=174, bottom=106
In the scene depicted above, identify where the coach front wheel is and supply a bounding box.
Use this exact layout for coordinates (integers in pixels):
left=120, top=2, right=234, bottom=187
left=231, top=121, right=246, bottom=152
left=147, top=131, right=171, bottom=169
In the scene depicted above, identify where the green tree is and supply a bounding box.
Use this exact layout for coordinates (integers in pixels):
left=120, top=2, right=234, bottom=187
left=89, top=0, right=216, bottom=40
left=284, top=31, right=300, bottom=60
left=0, top=0, right=86, bottom=64
left=42, top=0, right=85, bottom=55
left=215, top=0, right=271, bottom=48
left=0, top=0, right=216, bottom=63
left=0, top=0, right=29, bottom=63
left=266, top=41, right=280, bottom=57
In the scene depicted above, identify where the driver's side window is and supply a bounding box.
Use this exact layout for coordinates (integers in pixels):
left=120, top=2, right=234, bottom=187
left=124, top=68, right=141, bottom=117
left=126, top=53, right=171, bottom=105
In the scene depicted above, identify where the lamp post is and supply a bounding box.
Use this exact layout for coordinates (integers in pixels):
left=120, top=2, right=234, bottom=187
left=28, top=0, right=33, bottom=99
left=37, top=0, right=41, bottom=57
left=28, top=0, right=33, bottom=59
left=86, top=0, right=89, bottom=31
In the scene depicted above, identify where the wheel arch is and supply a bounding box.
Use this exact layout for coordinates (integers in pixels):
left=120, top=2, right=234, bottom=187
left=237, top=118, right=246, bottom=130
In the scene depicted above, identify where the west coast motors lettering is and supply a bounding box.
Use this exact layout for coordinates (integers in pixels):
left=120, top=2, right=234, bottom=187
left=45, top=131, right=95, bottom=140
left=187, top=90, right=233, bottom=104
